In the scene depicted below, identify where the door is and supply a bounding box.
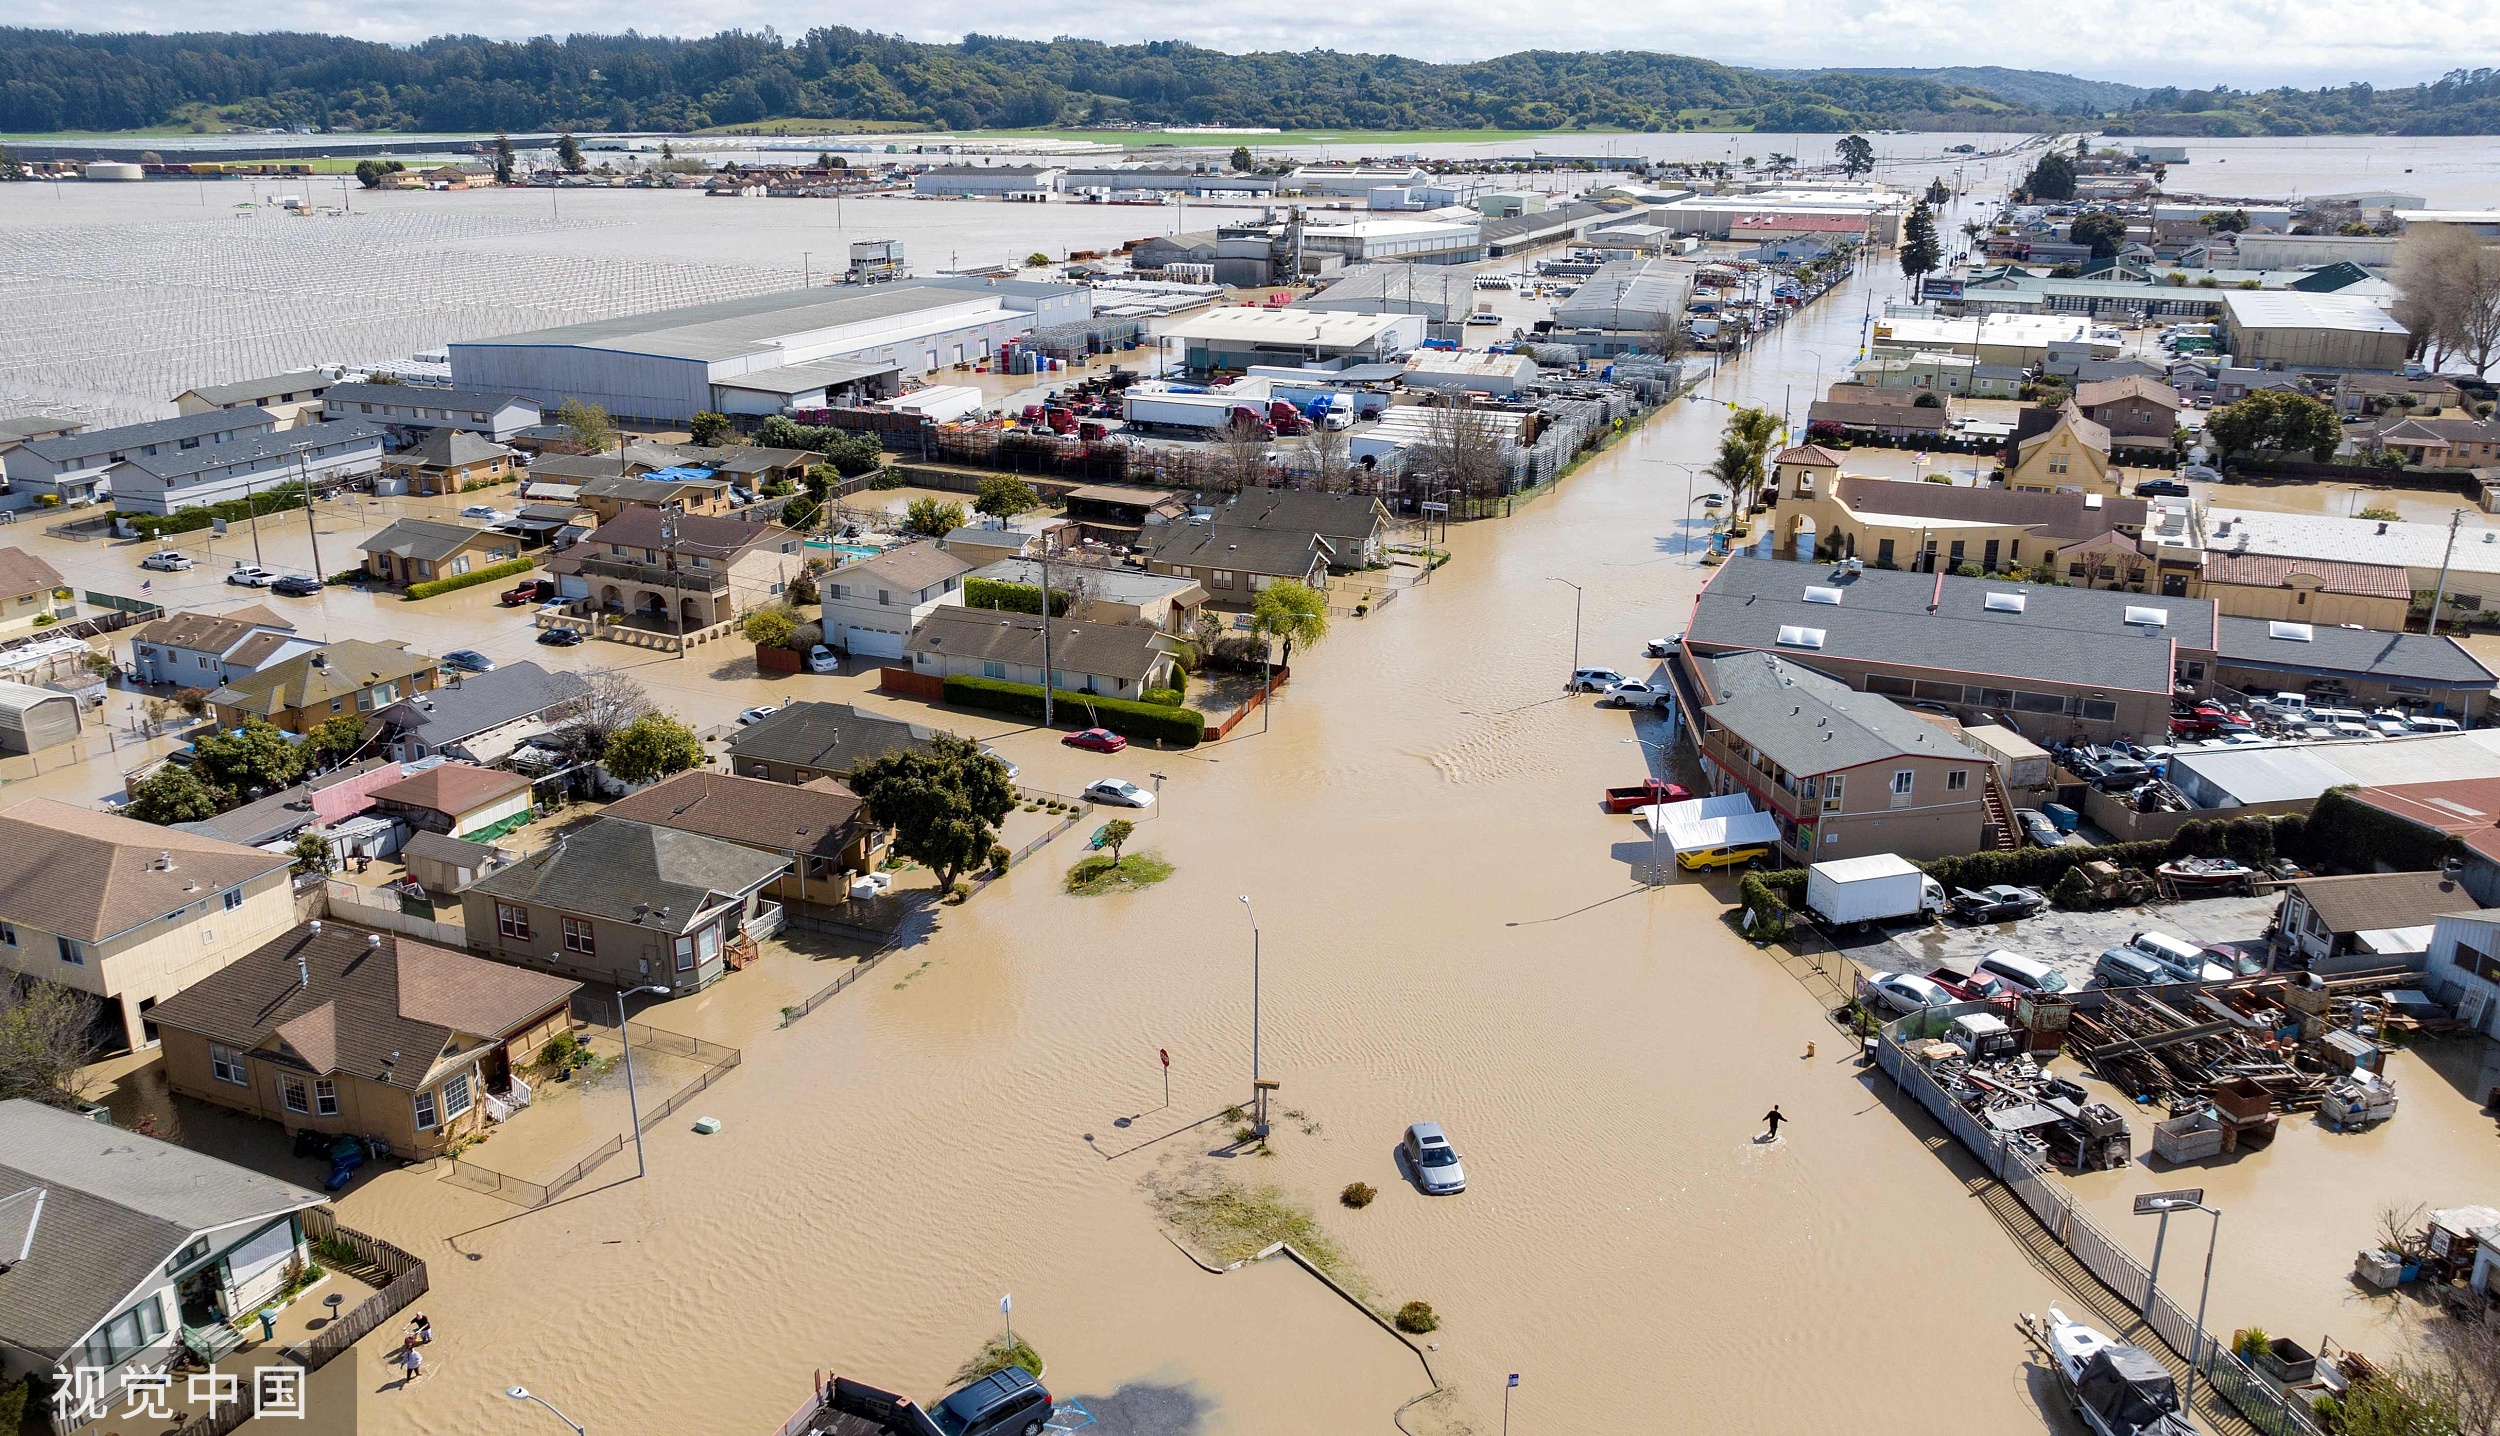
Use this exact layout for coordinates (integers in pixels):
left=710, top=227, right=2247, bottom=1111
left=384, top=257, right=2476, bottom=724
left=845, top=625, right=905, bottom=660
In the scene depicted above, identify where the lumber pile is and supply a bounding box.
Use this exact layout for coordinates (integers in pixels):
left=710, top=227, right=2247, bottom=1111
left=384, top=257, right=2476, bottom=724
left=2067, top=988, right=2333, bottom=1114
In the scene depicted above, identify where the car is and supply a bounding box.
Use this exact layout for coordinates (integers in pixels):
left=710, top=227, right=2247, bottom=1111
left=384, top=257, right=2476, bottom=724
left=981, top=746, right=1019, bottom=780
left=1083, top=778, right=1153, bottom=808
left=2134, top=477, right=2191, bottom=498
left=2178, top=464, right=2222, bottom=483
left=2126, top=930, right=2233, bottom=983
left=139, top=550, right=192, bottom=572
left=2203, top=941, right=2269, bottom=979
left=1644, top=634, right=1684, bottom=658
left=1062, top=727, right=1127, bottom=753
left=459, top=505, right=509, bottom=522
left=1569, top=667, right=1630, bottom=693
left=928, top=1364, right=1053, bottom=1436
left=501, top=577, right=555, bottom=606
left=1866, top=971, right=1955, bottom=1016
left=1973, top=948, right=2070, bottom=996
left=805, top=645, right=838, bottom=674
left=1951, top=885, right=2047, bottom=923
left=1402, top=1121, right=1467, bottom=1195
left=536, top=626, right=583, bottom=646
left=1699, top=492, right=1726, bottom=508
left=2192, top=395, right=2214, bottom=409
left=1600, top=680, right=1674, bottom=709
left=440, top=649, right=495, bottom=674
left=2015, top=808, right=2063, bottom=848
left=269, top=574, right=322, bottom=597
left=225, top=566, right=278, bottom=587
left=737, top=705, right=779, bottom=726
left=1676, top=842, right=1771, bottom=871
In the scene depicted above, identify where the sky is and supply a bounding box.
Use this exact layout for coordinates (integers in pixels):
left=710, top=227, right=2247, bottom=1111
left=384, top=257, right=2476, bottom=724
left=14, top=0, right=2500, bottom=91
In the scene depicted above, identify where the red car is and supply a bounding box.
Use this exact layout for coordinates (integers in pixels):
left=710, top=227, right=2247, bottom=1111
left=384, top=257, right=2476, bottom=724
left=1062, top=727, right=1127, bottom=753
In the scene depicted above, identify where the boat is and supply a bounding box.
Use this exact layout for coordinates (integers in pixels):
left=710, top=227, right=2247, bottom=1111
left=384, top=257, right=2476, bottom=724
left=2156, top=857, right=2254, bottom=890
left=2040, top=1310, right=2198, bottom=1436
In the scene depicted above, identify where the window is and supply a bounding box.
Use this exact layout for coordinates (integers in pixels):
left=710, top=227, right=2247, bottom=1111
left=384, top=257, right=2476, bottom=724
left=223, top=887, right=244, bottom=912
left=1947, top=770, right=1969, bottom=792
left=414, top=1088, right=439, bottom=1130
left=167, top=1238, right=210, bottom=1276
left=2457, top=940, right=2500, bottom=987
left=1823, top=775, right=1844, bottom=811
left=211, top=1044, right=248, bottom=1085
left=87, top=1293, right=166, bottom=1368
left=0, top=921, right=13, bottom=946
left=496, top=903, right=530, bottom=941
left=675, top=934, right=696, bottom=971
left=562, top=916, right=595, bottom=956
left=315, top=1078, right=338, bottom=1116
left=1876, top=538, right=1896, bottom=566
left=441, top=1071, right=473, bottom=1121
left=1891, top=770, right=1915, bottom=796
left=982, top=661, right=1006, bottom=680
left=2081, top=699, right=2120, bottom=722
left=1211, top=569, right=1236, bottom=589
left=56, top=936, right=83, bottom=966
left=280, top=1075, right=309, bottom=1113
left=699, top=926, right=721, bottom=964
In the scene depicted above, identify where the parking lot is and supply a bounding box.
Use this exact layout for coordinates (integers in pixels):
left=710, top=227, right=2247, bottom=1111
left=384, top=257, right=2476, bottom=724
left=1831, top=889, right=2285, bottom=992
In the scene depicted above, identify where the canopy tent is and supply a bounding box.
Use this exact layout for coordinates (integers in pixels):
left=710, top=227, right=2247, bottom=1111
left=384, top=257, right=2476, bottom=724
left=1639, top=793, right=1782, bottom=855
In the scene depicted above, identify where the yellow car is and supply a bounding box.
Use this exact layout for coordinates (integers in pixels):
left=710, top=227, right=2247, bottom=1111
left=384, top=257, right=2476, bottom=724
left=1677, top=843, right=1773, bottom=872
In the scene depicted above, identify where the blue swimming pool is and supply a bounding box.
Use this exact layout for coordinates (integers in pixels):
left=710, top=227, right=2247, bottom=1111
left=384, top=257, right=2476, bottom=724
left=807, top=541, right=884, bottom=561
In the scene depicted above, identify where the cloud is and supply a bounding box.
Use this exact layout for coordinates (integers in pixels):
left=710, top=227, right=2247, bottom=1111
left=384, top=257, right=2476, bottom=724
left=17, top=0, right=2500, bottom=89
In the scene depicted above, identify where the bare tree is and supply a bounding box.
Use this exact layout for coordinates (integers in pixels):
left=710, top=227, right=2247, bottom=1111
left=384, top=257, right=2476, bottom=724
left=1305, top=423, right=1355, bottom=493
left=553, top=667, right=654, bottom=766
left=0, top=979, right=104, bottom=1108
left=1409, top=400, right=1512, bottom=510
left=1216, top=418, right=1271, bottom=494
left=2397, top=226, right=2500, bottom=377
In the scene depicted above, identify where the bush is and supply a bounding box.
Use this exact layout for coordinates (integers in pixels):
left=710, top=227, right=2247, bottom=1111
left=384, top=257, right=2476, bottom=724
left=867, top=469, right=907, bottom=490
left=1738, top=868, right=1806, bottom=941
left=742, top=607, right=797, bottom=649
left=2050, top=865, right=2096, bottom=910
left=962, top=577, right=1068, bottom=616
left=1394, top=1301, right=1439, bottom=1334
left=175, top=686, right=210, bottom=716
left=1340, top=1181, right=1377, bottom=1208
left=941, top=675, right=1203, bottom=747
left=988, top=843, right=1011, bottom=873
left=404, top=556, right=534, bottom=601
left=1141, top=686, right=1182, bottom=707
left=116, top=482, right=306, bottom=539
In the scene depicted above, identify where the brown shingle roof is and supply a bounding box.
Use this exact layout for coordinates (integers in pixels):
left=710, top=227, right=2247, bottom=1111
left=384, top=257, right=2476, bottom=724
left=2283, top=870, right=2477, bottom=937
left=0, top=547, right=65, bottom=600
left=567, top=507, right=796, bottom=562
left=2074, top=375, right=2182, bottom=412
left=145, top=923, right=579, bottom=1090
left=1807, top=400, right=1950, bottom=432
left=368, top=762, right=530, bottom=816
left=2199, top=550, right=2413, bottom=598
left=0, top=798, right=289, bottom=942
left=206, top=639, right=437, bottom=718
left=601, top=771, right=862, bottom=861
left=129, top=606, right=295, bottom=656
left=834, top=539, right=973, bottom=595
left=907, top=606, right=1169, bottom=684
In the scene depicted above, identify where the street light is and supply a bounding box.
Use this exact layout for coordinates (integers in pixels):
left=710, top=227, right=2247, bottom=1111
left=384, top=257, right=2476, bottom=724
left=1621, top=737, right=1677, bottom=885
left=1547, top=576, right=1583, bottom=674
left=2134, top=1189, right=2223, bottom=1414
left=1237, top=895, right=1266, bottom=1138
left=507, top=1386, right=586, bottom=1435
left=612, top=982, right=671, bottom=1179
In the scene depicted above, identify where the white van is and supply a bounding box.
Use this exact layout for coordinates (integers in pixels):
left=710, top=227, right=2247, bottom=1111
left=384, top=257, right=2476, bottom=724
left=2408, top=715, right=2463, bottom=734
left=1974, top=948, right=2069, bottom=996
left=2126, top=931, right=2232, bottom=983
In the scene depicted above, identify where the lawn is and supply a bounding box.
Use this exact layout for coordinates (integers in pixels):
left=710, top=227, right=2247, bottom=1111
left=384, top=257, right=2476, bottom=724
left=1065, top=851, right=1175, bottom=896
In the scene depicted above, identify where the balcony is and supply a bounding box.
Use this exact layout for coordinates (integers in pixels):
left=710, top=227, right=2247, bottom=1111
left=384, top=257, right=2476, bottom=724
left=567, top=555, right=729, bottom=594
left=744, top=900, right=786, bottom=943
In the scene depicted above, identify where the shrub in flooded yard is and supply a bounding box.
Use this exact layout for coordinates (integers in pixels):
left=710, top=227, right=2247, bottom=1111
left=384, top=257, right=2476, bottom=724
left=1341, top=1181, right=1377, bottom=1209
left=1394, top=1301, right=1439, bottom=1334
left=956, top=1333, right=1045, bottom=1383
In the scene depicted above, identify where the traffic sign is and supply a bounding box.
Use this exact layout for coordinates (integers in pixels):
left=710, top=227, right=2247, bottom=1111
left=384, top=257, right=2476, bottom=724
left=2133, top=1188, right=2204, bottom=1214
left=1159, top=1049, right=1169, bottom=1068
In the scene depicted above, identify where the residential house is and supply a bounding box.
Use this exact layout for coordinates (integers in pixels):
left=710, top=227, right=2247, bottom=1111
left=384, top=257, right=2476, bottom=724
left=2273, top=870, right=2470, bottom=967
left=2072, top=375, right=2183, bottom=459
left=968, top=557, right=1204, bottom=633
left=904, top=606, right=1178, bottom=701
left=622, top=441, right=821, bottom=492
left=0, top=415, right=83, bottom=462
left=399, top=831, right=514, bottom=896
left=357, top=518, right=524, bottom=590
left=2335, top=373, right=2463, bottom=418
left=2006, top=402, right=2117, bottom=494
left=940, top=521, right=1043, bottom=569
left=148, top=923, right=578, bottom=1161
left=518, top=453, right=630, bottom=490
left=367, top=662, right=591, bottom=764
left=0, top=1099, right=326, bottom=1388
left=543, top=508, right=806, bottom=631
left=378, top=428, right=521, bottom=496
left=1804, top=398, right=1951, bottom=445
left=463, top=818, right=789, bottom=995
left=164, top=759, right=408, bottom=862
left=578, top=471, right=737, bottom=522
left=1771, top=468, right=2148, bottom=574
left=728, top=701, right=943, bottom=784
left=1679, top=649, right=1994, bottom=863
left=1060, top=483, right=1192, bottom=544
left=1172, top=487, right=1389, bottom=573
left=173, top=370, right=334, bottom=429
left=507, top=501, right=595, bottom=551
left=2381, top=417, right=2500, bottom=470
left=367, top=762, right=534, bottom=842
left=2193, top=551, right=2413, bottom=629
left=104, top=422, right=389, bottom=516
left=2, top=409, right=277, bottom=508
left=319, top=383, right=543, bottom=443
left=1141, top=521, right=1328, bottom=602
left=0, top=547, right=71, bottom=637
left=0, top=798, right=296, bottom=1050
left=126, top=605, right=316, bottom=688
left=206, top=639, right=440, bottom=734
left=603, top=771, right=884, bottom=913
left=821, top=540, right=971, bottom=660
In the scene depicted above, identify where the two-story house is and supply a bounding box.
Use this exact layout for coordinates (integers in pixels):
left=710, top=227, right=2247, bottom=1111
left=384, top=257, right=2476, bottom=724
left=126, top=605, right=318, bottom=689
left=0, top=1099, right=327, bottom=1389
left=726, top=702, right=944, bottom=784
left=319, top=383, right=543, bottom=443
left=578, top=470, right=737, bottom=522
left=0, top=799, right=297, bottom=1051
left=462, top=818, right=788, bottom=996
left=356, top=517, right=525, bottom=590
left=173, top=370, right=335, bottom=429
left=2006, top=402, right=2117, bottom=495
left=821, top=540, right=971, bottom=660
left=378, top=428, right=521, bottom=496
left=148, top=922, right=579, bottom=1161
left=0, top=547, right=70, bottom=638
left=105, top=421, right=389, bottom=516
left=206, top=639, right=440, bottom=734
left=1678, top=649, right=1995, bottom=863
left=1, top=409, right=277, bottom=508
left=603, top=771, right=884, bottom=914
left=545, top=508, right=805, bottom=632
left=2072, top=374, right=2183, bottom=461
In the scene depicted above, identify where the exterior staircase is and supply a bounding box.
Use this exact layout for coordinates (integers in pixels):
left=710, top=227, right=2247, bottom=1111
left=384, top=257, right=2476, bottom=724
left=1981, top=768, right=2020, bottom=852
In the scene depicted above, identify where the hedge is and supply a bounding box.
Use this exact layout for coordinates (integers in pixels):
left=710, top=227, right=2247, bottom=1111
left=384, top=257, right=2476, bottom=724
left=941, top=675, right=1203, bottom=747
left=962, top=577, right=1070, bottom=616
left=117, top=483, right=304, bottom=538
left=404, top=557, right=536, bottom=601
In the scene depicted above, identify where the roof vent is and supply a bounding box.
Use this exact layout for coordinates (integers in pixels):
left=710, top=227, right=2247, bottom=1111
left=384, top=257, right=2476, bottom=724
left=2376, top=521, right=2389, bottom=535
left=1983, top=592, right=2026, bottom=613
left=307, top=920, right=322, bottom=936
left=367, top=932, right=383, bottom=949
left=1775, top=625, right=1826, bottom=650
left=2486, top=531, right=2496, bottom=544
left=1802, top=585, right=1844, bottom=605
left=2083, top=493, right=2104, bottom=510
left=151, top=850, right=172, bottom=871
left=2123, top=605, right=2169, bottom=627
left=2268, top=621, right=2314, bottom=642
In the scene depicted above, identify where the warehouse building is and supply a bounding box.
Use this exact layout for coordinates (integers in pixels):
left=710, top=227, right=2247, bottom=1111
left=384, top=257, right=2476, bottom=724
left=1163, top=308, right=1428, bottom=374
left=2219, top=290, right=2410, bottom=371
left=911, top=164, right=1062, bottom=198
left=1301, top=264, right=1479, bottom=327
left=1657, top=188, right=1908, bottom=246
left=1059, top=167, right=1280, bottom=197
left=1297, top=217, right=1483, bottom=266
left=1551, top=259, right=1695, bottom=343
left=1291, top=163, right=1428, bottom=197
left=449, top=280, right=1091, bottom=425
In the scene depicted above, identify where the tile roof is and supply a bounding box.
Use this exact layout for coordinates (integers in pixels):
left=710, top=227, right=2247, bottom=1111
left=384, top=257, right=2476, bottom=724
left=2213, top=615, right=2498, bottom=686
left=357, top=517, right=503, bottom=564
left=1695, top=650, right=1987, bottom=775
left=0, top=798, right=290, bottom=942
left=727, top=701, right=944, bottom=775
left=0, top=547, right=64, bottom=599
left=467, top=818, right=789, bottom=932
left=207, top=640, right=438, bottom=719
left=834, top=539, right=974, bottom=595
left=1833, top=477, right=2149, bottom=543
left=2283, top=870, right=2479, bottom=936
left=146, top=923, right=579, bottom=1090
left=368, top=762, right=530, bottom=816
left=601, top=771, right=863, bottom=860
left=908, top=606, right=1170, bottom=684
left=1773, top=444, right=1848, bottom=466
left=2199, top=551, right=2413, bottom=598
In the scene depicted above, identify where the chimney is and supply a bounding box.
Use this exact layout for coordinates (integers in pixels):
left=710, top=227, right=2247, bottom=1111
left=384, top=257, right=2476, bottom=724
left=297, top=952, right=310, bottom=989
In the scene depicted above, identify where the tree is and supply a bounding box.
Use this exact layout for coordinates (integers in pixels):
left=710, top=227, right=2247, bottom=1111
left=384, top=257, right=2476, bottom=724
left=688, top=411, right=732, bottom=446
left=1307, top=423, right=1355, bottom=493
left=302, top=713, right=369, bottom=768
left=1249, top=579, right=1329, bottom=667
left=2398, top=224, right=2500, bottom=378
left=2024, top=150, right=2077, bottom=201
left=0, top=979, right=103, bottom=1109
left=1710, top=405, right=1781, bottom=511
left=556, top=131, right=586, bottom=173
left=975, top=476, right=1038, bottom=518
left=1924, top=176, right=1949, bottom=205
left=174, top=686, right=210, bottom=716
left=848, top=733, right=1017, bottom=893
left=2206, top=390, right=2343, bottom=462
left=1098, top=818, right=1135, bottom=866
left=0, top=146, right=24, bottom=183
left=1835, top=134, right=1874, bottom=176
left=125, top=765, right=226, bottom=824
left=556, top=397, right=616, bottom=454
left=1216, top=418, right=1273, bottom=494
left=2070, top=213, right=2128, bottom=260
left=602, top=713, right=703, bottom=784
left=1025, top=252, right=1051, bottom=268
left=493, top=131, right=515, bottom=185
left=353, top=158, right=405, bottom=188
left=191, top=718, right=303, bottom=796
left=1230, top=145, right=1254, bottom=172
left=1898, top=201, right=1943, bottom=291
left=551, top=668, right=650, bottom=767
left=903, top=497, right=966, bottom=538
left=2199, top=208, right=2250, bottom=233
left=1411, top=401, right=1510, bottom=504
left=290, top=831, right=334, bottom=876
left=742, top=606, right=797, bottom=648
left=815, top=151, right=836, bottom=170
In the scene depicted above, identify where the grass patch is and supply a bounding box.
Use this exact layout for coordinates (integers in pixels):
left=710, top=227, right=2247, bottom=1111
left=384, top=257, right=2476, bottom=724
left=1065, top=852, right=1175, bottom=896
left=1144, top=1162, right=1359, bottom=1295
left=955, top=1333, right=1045, bottom=1383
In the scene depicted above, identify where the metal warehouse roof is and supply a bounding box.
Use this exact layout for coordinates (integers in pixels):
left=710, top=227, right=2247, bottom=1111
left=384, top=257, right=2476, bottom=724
left=1165, top=308, right=1420, bottom=345
left=2220, top=289, right=2406, bottom=335
left=2172, top=730, right=2500, bottom=806
left=455, top=279, right=1078, bottom=365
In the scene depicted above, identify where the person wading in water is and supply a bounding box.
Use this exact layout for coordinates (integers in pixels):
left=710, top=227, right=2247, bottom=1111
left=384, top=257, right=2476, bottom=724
left=1763, top=1105, right=1787, bottom=1141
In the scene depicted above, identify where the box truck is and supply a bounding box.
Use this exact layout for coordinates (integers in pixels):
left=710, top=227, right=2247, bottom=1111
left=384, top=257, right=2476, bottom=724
left=1804, top=853, right=1945, bottom=929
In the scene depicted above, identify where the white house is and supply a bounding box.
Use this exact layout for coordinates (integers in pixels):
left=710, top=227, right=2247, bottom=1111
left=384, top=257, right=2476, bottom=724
left=320, top=383, right=544, bottom=443
left=2, top=409, right=279, bottom=509
left=126, top=606, right=319, bottom=688
left=2425, top=909, right=2500, bottom=1036
left=905, top=605, right=1177, bottom=700
left=820, top=540, right=971, bottom=661
left=105, top=421, right=387, bottom=516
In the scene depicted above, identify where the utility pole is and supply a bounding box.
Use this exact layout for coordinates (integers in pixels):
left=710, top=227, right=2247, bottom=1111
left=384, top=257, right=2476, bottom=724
left=296, top=453, right=324, bottom=581
left=2428, top=507, right=2464, bottom=636
left=1038, top=545, right=1054, bottom=726
left=661, top=510, right=686, bottom=659
left=245, top=475, right=265, bottom=569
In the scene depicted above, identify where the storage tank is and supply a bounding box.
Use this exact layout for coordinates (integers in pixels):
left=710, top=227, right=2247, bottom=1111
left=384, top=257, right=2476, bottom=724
left=84, top=162, right=146, bottom=182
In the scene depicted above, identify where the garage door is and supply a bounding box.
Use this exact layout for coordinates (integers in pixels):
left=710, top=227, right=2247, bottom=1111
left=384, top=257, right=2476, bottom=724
left=843, top=625, right=904, bottom=660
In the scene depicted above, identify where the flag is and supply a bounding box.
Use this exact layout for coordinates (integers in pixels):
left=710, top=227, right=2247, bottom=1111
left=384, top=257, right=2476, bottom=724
left=1508, top=1374, right=1520, bottom=1388
left=140, top=580, right=152, bottom=592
